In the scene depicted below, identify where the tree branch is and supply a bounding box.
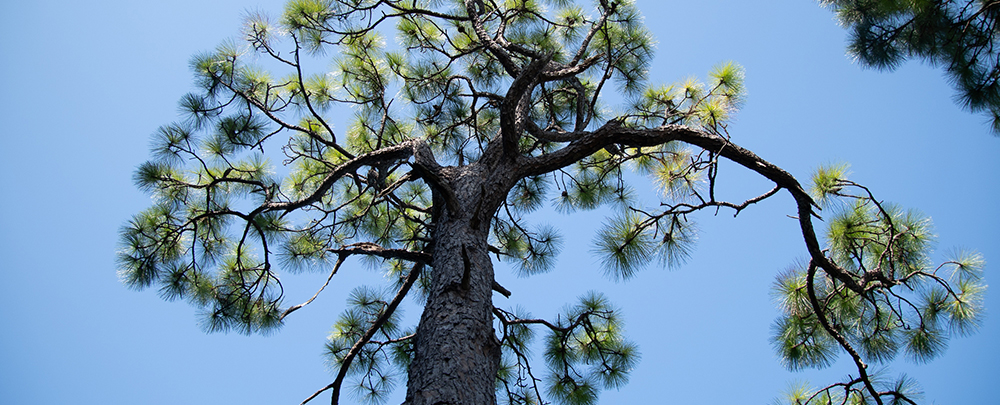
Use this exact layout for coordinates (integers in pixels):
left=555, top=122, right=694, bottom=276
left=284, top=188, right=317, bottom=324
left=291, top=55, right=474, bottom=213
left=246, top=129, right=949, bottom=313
left=301, top=262, right=424, bottom=405
left=327, top=242, right=432, bottom=263
left=501, top=54, right=553, bottom=156
left=264, top=140, right=420, bottom=213
left=410, top=140, right=460, bottom=215
left=280, top=254, right=347, bottom=321
left=807, top=261, right=883, bottom=405
left=517, top=123, right=866, bottom=295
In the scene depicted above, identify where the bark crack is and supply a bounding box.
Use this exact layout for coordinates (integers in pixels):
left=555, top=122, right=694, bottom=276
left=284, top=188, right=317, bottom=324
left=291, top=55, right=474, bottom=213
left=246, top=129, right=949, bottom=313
left=461, top=244, right=472, bottom=291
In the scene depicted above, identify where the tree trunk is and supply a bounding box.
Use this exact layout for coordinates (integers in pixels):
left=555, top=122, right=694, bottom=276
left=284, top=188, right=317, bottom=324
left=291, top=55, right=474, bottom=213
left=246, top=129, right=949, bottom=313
left=404, top=168, right=503, bottom=405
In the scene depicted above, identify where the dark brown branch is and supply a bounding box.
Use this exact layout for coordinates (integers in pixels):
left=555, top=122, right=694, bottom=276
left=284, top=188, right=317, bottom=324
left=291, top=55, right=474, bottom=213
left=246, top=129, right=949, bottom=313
left=410, top=141, right=460, bottom=215
left=384, top=1, right=469, bottom=22
left=807, top=261, right=883, bottom=405
left=501, top=54, right=553, bottom=156
left=539, top=53, right=603, bottom=81
left=464, top=0, right=519, bottom=76
left=571, top=2, right=615, bottom=66
left=326, top=242, right=432, bottom=263
left=492, top=280, right=512, bottom=298
left=644, top=184, right=783, bottom=218
left=301, top=262, right=424, bottom=405
left=516, top=123, right=866, bottom=295
left=264, top=140, right=420, bottom=213
left=525, top=120, right=584, bottom=143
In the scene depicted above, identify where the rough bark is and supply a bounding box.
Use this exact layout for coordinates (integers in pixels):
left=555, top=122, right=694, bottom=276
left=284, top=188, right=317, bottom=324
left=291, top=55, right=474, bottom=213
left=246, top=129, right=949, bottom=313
left=404, top=163, right=508, bottom=405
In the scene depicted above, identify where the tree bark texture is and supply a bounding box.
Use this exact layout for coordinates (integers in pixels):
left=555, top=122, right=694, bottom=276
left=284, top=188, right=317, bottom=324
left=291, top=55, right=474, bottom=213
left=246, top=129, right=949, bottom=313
left=404, top=164, right=509, bottom=405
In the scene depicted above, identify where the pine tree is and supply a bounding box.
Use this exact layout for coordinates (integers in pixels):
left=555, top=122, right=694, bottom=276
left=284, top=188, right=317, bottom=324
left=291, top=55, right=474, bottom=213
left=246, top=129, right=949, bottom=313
left=820, top=0, right=1000, bottom=133
left=118, top=1, right=985, bottom=404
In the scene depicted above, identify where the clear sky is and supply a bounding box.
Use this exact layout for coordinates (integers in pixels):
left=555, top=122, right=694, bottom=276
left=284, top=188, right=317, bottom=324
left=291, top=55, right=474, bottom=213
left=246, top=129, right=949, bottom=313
left=1, top=0, right=997, bottom=404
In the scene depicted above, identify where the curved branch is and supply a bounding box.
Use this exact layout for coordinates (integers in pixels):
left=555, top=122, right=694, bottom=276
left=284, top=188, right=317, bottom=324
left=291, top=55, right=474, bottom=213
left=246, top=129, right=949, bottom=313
left=539, top=53, right=604, bottom=82
left=807, top=261, right=883, bottom=405
left=525, top=120, right=584, bottom=143
left=464, top=0, right=519, bottom=76
left=263, top=140, right=420, bottom=213
left=280, top=254, right=347, bottom=320
left=301, top=262, right=424, bottom=405
left=517, top=123, right=866, bottom=294
left=501, top=54, right=553, bottom=155
left=278, top=242, right=431, bottom=320
left=410, top=140, right=460, bottom=215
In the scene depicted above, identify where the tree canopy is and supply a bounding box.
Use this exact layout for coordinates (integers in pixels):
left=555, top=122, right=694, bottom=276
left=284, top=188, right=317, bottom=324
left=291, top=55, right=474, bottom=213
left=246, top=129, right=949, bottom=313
left=821, top=0, right=1000, bottom=132
left=118, top=1, right=986, bottom=404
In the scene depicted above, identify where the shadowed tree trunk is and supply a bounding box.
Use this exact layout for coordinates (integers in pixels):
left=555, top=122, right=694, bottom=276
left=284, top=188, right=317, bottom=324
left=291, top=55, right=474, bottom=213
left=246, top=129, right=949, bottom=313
left=406, top=217, right=500, bottom=405
left=405, top=161, right=513, bottom=405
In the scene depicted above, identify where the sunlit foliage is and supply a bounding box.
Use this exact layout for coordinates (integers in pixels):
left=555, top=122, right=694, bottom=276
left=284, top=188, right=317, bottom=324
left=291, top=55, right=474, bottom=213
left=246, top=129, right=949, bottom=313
left=771, top=164, right=985, bottom=404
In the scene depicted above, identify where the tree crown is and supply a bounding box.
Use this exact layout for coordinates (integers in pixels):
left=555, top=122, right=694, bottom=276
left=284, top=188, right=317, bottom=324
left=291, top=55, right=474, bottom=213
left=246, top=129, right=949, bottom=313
left=119, top=1, right=986, bottom=404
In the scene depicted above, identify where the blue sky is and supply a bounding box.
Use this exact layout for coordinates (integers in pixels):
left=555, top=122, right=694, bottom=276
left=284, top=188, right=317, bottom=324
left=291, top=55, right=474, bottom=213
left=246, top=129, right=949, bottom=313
left=1, top=0, right=997, bottom=404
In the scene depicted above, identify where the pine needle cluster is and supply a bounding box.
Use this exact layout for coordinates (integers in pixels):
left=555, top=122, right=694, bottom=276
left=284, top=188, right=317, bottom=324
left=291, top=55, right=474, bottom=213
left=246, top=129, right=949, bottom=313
left=771, top=164, right=986, bottom=404
left=822, top=0, right=1000, bottom=133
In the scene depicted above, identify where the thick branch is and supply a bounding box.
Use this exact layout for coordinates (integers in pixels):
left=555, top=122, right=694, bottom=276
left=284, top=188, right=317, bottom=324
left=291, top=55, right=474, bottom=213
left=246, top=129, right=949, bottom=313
left=539, top=53, right=603, bottom=82
left=327, top=242, right=432, bottom=263
left=525, top=120, right=584, bottom=143
left=410, top=140, right=460, bottom=215
left=501, top=54, right=553, bottom=156
left=464, top=0, right=519, bottom=76
left=492, top=280, right=512, bottom=298
left=517, top=123, right=866, bottom=294
left=264, top=140, right=420, bottom=213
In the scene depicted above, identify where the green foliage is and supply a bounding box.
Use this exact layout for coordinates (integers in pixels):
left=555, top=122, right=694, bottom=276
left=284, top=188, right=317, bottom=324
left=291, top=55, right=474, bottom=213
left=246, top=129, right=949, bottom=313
left=324, top=286, right=410, bottom=405
left=493, top=219, right=564, bottom=277
left=627, top=62, right=746, bottom=130
left=649, top=143, right=700, bottom=200
left=508, top=175, right=550, bottom=213
left=543, top=292, right=639, bottom=405
left=593, top=208, right=696, bottom=280
left=809, top=163, right=850, bottom=207
left=771, top=268, right=840, bottom=371
left=496, top=293, right=638, bottom=405
left=121, top=0, right=985, bottom=403
left=769, top=164, right=986, bottom=404
left=821, top=0, right=1000, bottom=133
left=554, top=157, right=624, bottom=213
left=593, top=212, right=655, bottom=280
